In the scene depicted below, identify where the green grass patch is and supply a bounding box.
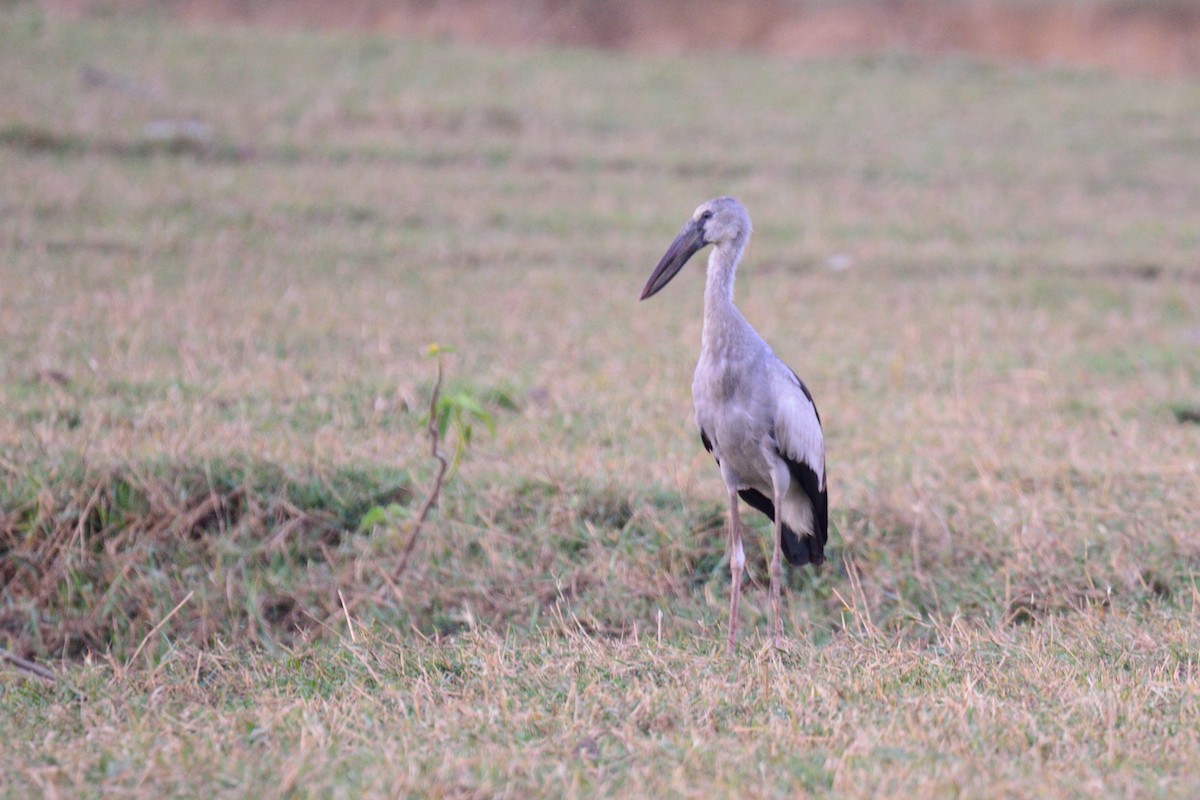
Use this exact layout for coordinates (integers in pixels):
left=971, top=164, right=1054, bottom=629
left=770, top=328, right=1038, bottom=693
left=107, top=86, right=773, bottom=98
left=1, top=455, right=409, bottom=660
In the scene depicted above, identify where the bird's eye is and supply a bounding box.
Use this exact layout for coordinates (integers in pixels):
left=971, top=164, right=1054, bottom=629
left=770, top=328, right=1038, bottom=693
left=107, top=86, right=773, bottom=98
left=699, top=210, right=713, bottom=222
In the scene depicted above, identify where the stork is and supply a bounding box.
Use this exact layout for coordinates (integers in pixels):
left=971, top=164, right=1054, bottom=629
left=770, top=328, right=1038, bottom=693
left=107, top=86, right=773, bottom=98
left=640, top=197, right=827, bottom=655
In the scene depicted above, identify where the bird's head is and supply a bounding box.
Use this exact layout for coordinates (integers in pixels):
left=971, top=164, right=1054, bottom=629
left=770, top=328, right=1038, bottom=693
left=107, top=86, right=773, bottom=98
left=639, top=196, right=751, bottom=301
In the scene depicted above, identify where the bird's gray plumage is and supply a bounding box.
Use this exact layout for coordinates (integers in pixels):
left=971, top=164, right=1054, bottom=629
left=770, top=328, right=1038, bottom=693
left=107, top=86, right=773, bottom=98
left=640, top=196, right=827, bottom=654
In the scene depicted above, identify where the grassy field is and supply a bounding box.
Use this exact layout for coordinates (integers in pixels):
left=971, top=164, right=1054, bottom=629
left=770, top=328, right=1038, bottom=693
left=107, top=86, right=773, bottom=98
left=3, top=5, right=1200, bottom=797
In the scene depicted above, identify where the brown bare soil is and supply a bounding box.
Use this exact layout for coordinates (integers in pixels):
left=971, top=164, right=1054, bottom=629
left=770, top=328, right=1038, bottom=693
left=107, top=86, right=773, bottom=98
left=44, top=0, right=1200, bottom=77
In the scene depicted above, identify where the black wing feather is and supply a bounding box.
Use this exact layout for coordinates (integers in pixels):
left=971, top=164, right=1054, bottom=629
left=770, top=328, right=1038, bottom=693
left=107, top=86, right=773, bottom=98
left=736, top=487, right=774, bottom=519
left=781, top=456, right=827, bottom=566
left=779, top=369, right=827, bottom=565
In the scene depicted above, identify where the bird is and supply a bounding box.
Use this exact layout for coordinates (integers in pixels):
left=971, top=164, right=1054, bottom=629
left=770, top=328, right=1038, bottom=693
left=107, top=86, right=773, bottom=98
left=639, top=196, right=827, bottom=655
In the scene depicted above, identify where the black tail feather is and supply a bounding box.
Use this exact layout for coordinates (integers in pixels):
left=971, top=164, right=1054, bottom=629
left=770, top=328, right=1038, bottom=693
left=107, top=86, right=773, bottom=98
left=737, top=487, right=826, bottom=567
left=780, top=523, right=825, bottom=566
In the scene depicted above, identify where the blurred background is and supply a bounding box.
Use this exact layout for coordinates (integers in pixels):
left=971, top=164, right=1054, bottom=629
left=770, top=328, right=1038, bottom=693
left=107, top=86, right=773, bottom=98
left=42, top=0, right=1200, bottom=78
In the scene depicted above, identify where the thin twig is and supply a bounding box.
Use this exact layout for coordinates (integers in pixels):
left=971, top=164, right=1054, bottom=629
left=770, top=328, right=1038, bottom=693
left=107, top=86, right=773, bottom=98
left=0, top=648, right=56, bottom=682
left=394, top=358, right=450, bottom=580
left=126, top=590, right=194, bottom=668
left=338, top=589, right=357, bottom=643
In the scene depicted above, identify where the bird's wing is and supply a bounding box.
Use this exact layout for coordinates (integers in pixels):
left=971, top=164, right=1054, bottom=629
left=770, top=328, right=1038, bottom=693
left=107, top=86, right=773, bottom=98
left=772, top=367, right=828, bottom=556
left=772, top=370, right=825, bottom=491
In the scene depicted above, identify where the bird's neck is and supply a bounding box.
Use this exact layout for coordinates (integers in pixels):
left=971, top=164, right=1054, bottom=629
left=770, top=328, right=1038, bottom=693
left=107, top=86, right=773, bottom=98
left=701, top=236, right=747, bottom=351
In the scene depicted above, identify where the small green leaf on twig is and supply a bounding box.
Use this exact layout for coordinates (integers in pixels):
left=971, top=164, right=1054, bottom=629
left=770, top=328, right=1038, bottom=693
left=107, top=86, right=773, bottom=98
left=358, top=502, right=410, bottom=531
left=420, top=386, right=497, bottom=476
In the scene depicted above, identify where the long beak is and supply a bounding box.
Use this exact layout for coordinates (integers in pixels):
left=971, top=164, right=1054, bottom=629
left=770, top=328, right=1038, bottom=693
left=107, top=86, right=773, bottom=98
left=639, top=219, right=707, bottom=300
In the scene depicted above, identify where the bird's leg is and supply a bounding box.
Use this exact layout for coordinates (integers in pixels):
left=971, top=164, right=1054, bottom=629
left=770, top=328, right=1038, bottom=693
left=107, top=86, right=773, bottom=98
left=769, top=491, right=785, bottom=651
left=726, top=487, right=745, bottom=657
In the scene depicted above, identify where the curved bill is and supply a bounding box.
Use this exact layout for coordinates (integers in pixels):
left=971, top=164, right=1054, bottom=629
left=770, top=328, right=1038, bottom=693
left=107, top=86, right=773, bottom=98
left=639, top=220, right=707, bottom=300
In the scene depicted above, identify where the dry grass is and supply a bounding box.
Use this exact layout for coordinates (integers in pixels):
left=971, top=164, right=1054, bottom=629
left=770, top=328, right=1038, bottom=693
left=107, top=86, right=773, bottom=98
left=6, top=616, right=1200, bottom=797
left=2, top=5, right=1200, bottom=797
